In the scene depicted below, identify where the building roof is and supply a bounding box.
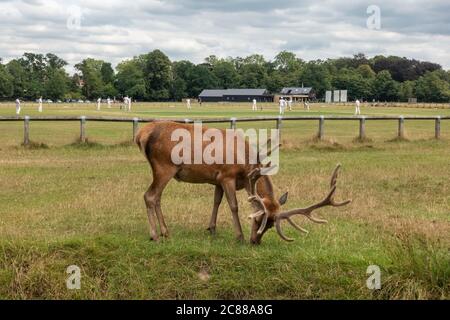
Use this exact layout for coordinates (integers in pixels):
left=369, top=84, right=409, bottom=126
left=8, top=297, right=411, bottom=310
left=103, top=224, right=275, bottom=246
left=280, top=87, right=313, bottom=95
left=223, top=89, right=268, bottom=96
left=199, top=88, right=268, bottom=97
left=198, top=89, right=227, bottom=97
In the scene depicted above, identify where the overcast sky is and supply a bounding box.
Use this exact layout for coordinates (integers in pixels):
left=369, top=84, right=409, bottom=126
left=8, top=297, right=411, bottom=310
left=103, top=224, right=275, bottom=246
left=0, top=0, right=449, bottom=73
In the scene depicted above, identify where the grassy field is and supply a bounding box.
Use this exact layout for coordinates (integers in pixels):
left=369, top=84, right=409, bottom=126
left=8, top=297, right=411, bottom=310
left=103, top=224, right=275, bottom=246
left=0, top=102, right=449, bottom=299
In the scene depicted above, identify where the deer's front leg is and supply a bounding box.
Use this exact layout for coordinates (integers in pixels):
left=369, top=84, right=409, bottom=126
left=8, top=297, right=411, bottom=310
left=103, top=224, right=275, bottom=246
left=207, top=185, right=224, bottom=235
left=144, top=191, right=160, bottom=241
left=222, top=179, right=244, bottom=242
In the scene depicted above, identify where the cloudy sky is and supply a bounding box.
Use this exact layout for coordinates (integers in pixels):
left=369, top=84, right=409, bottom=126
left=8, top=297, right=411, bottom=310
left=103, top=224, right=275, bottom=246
left=0, top=0, right=449, bottom=73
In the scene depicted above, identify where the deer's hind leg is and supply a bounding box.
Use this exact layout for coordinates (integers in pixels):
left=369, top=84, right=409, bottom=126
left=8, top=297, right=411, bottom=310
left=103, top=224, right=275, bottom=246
left=207, top=185, right=224, bottom=235
left=144, top=165, right=177, bottom=241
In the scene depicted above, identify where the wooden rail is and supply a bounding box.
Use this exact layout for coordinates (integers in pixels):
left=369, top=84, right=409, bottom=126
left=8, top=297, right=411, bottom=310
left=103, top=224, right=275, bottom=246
left=0, top=115, right=448, bottom=145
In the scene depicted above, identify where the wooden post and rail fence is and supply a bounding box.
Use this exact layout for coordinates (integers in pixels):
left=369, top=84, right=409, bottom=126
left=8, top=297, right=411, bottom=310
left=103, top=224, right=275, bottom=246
left=0, top=115, right=448, bottom=146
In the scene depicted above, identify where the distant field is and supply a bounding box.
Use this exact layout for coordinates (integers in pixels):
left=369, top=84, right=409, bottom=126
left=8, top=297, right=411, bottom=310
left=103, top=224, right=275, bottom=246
left=1, top=101, right=449, bottom=146
left=0, top=102, right=449, bottom=299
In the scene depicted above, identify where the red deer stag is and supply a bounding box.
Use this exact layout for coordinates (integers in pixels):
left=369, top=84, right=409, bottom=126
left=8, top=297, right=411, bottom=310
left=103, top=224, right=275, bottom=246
left=135, top=121, right=351, bottom=244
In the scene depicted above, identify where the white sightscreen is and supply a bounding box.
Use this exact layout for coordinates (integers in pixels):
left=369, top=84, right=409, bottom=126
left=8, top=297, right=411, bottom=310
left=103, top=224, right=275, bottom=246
left=325, top=91, right=332, bottom=103
left=340, top=90, right=348, bottom=102
left=333, top=90, right=340, bottom=102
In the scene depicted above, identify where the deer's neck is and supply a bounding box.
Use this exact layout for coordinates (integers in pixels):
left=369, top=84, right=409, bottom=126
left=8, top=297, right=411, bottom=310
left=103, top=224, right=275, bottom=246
left=256, top=175, right=278, bottom=208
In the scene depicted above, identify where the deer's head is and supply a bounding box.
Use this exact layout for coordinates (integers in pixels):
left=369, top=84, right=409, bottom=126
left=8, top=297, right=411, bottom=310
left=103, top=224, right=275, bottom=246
left=247, top=164, right=351, bottom=244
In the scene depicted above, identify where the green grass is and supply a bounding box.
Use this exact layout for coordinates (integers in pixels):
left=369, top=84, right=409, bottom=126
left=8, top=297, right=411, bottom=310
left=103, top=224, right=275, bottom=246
left=0, top=102, right=449, bottom=299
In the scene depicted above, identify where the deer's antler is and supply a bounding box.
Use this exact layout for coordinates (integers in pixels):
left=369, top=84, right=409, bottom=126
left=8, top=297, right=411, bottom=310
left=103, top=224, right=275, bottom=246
left=275, top=164, right=351, bottom=241
left=247, top=167, right=269, bottom=235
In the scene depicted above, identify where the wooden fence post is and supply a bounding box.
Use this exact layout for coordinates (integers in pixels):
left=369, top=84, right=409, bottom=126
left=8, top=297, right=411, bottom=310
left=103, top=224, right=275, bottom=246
left=398, top=116, right=405, bottom=139
left=435, top=116, right=441, bottom=139
left=230, top=117, right=237, bottom=130
left=132, top=117, right=139, bottom=141
left=276, top=116, right=283, bottom=140
left=318, top=116, right=325, bottom=140
left=80, top=116, right=86, bottom=143
left=23, top=116, right=30, bottom=146
left=359, top=116, right=366, bottom=140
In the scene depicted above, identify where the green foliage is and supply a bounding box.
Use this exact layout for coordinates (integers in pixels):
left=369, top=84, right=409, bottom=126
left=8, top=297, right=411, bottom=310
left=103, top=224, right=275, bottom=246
left=398, top=81, right=416, bottom=102
left=102, top=83, right=118, bottom=98
left=212, top=60, right=240, bottom=89
left=75, top=58, right=106, bottom=99
left=45, top=69, right=68, bottom=100
left=357, top=64, right=376, bottom=79
left=6, top=60, right=29, bottom=98
left=332, top=68, right=373, bottom=100
left=143, top=50, right=173, bottom=100
left=415, top=71, right=450, bottom=102
left=100, top=62, right=115, bottom=85
left=1, top=51, right=448, bottom=102
left=4, top=53, right=70, bottom=100
left=190, top=64, right=219, bottom=97
left=299, top=61, right=331, bottom=98
left=0, top=64, right=13, bottom=98
left=115, top=59, right=146, bottom=99
left=373, top=70, right=399, bottom=101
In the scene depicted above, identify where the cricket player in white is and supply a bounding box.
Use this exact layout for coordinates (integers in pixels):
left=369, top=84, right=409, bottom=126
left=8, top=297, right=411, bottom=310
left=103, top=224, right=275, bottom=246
left=355, top=99, right=361, bottom=115
left=127, top=96, right=132, bottom=111
left=288, top=97, right=293, bottom=111
left=97, top=98, right=101, bottom=111
left=15, top=98, right=21, bottom=115
left=123, top=96, right=129, bottom=111
left=304, top=100, right=310, bottom=110
left=252, top=98, right=257, bottom=111
left=107, top=97, right=111, bottom=108
left=186, top=99, right=191, bottom=109
left=38, top=96, right=43, bottom=112
left=279, top=98, right=286, bottom=115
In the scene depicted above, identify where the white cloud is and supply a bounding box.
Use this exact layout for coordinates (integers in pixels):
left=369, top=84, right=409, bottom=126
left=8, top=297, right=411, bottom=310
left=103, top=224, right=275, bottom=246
left=0, top=0, right=449, bottom=73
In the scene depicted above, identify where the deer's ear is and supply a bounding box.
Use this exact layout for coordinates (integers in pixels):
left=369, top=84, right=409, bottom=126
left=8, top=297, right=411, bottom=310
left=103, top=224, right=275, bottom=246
left=279, top=192, right=288, bottom=206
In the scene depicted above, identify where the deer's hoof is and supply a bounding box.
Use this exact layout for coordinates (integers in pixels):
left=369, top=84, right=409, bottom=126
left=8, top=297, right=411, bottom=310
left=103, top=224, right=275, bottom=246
left=207, top=226, right=216, bottom=235
left=160, top=230, right=170, bottom=238
left=150, top=235, right=160, bottom=242
left=235, top=235, right=245, bottom=243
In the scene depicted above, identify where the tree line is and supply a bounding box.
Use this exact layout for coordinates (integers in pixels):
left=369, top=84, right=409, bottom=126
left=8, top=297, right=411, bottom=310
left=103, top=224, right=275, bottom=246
left=0, top=50, right=449, bottom=102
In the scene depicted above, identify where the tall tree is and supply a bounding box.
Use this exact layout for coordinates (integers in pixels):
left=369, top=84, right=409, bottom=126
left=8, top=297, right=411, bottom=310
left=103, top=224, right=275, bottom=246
left=101, top=62, right=115, bottom=84
left=398, top=80, right=415, bottom=102
left=143, top=50, right=172, bottom=100
left=6, top=60, right=27, bottom=98
left=415, top=71, right=450, bottom=102
left=75, top=58, right=105, bottom=99
left=273, top=51, right=303, bottom=73
left=332, top=68, right=373, bottom=100
left=115, top=59, right=146, bottom=99
left=0, top=62, right=13, bottom=98
left=190, top=64, right=218, bottom=96
left=372, top=70, right=399, bottom=101
left=212, top=60, right=239, bottom=89
left=45, top=69, right=68, bottom=100
left=298, top=60, right=331, bottom=98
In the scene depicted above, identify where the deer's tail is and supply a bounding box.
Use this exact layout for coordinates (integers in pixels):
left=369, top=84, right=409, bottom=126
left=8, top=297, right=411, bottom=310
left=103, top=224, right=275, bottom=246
left=135, top=122, right=158, bottom=162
